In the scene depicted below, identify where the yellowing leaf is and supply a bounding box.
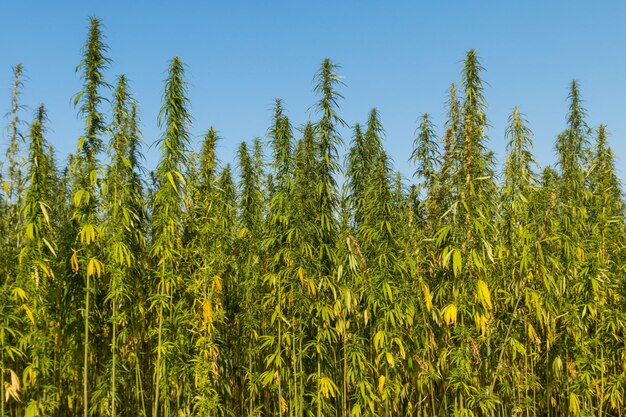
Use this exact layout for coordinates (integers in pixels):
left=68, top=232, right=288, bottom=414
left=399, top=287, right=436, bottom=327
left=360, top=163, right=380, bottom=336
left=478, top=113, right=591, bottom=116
left=297, top=267, right=305, bottom=285
left=71, top=251, right=79, bottom=273
left=386, top=351, right=395, bottom=367
left=42, top=238, right=57, bottom=257
left=39, top=201, right=51, bottom=226
left=5, top=369, right=20, bottom=401
left=166, top=171, right=178, bottom=192
left=527, top=323, right=540, bottom=345
left=471, top=249, right=483, bottom=270
left=553, top=356, right=563, bottom=375
left=394, top=337, right=406, bottom=359
left=373, top=331, right=385, bottom=350
left=211, top=275, right=223, bottom=293
left=79, top=224, right=96, bottom=244
left=475, top=313, right=487, bottom=337
left=202, top=299, right=213, bottom=323
left=173, top=170, right=186, bottom=186
left=89, top=169, right=98, bottom=185
left=237, top=227, right=249, bottom=239
left=422, top=284, right=432, bottom=312
left=569, top=392, right=580, bottom=414
left=443, top=304, right=457, bottom=325
left=13, top=287, right=27, bottom=301
left=41, top=264, right=54, bottom=279
left=319, top=376, right=338, bottom=398
left=87, top=258, right=95, bottom=276
left=87, top=257, right=103, bottom=278
left=576, top=246, right=585, bottom=261
left=377, top=375, right=385, bottom=393
left=22, top=304, right=35, bottom=324
left=477, top=279, right=492, bottom=309
left=73, top=189, right=84, bottom=207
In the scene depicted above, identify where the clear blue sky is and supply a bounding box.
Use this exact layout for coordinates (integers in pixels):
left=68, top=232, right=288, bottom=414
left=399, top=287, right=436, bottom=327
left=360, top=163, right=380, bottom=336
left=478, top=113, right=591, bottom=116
left=2, top=1, right=625, bottom=182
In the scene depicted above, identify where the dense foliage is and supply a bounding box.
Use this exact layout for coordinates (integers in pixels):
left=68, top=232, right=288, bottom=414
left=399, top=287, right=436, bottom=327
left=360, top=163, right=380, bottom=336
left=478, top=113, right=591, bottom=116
left=1, top=18, right=625, bottom=417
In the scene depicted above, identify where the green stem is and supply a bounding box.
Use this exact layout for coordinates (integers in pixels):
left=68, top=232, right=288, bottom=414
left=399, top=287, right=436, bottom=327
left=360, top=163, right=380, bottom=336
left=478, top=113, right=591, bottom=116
left=1, top=346, right=5, bottom=417
left=248, top=353, right=253, bottom=416
left=342, top=329, right=347, bottom=417
left=317, top=356, right=321, bottom=417
left=292, top=320, right=298, bottom=417
left=84, top=272, right=90, bottom=417
left=276, top=276, right=283, bottom=417
left=111, top=301, right=117, bottom=417
left=153, top=306, right=163, bottom=417
left=135, top=344, right=146, bottom=417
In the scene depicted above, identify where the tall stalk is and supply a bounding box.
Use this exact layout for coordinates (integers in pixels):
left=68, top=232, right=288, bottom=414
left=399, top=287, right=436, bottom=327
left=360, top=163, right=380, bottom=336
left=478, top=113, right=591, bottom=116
left=150, top=56, right=191, bottom=417
left=72, top=17, right=110, bottom=417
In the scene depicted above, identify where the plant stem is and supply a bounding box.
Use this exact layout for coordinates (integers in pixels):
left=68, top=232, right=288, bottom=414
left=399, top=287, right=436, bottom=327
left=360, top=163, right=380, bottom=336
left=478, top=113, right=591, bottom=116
left=84, top=273, right=90, bottom=417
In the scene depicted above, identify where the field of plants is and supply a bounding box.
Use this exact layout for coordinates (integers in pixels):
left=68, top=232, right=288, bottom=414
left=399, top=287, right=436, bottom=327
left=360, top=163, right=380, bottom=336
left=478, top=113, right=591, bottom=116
left=1, top=17, right=625, bottom=417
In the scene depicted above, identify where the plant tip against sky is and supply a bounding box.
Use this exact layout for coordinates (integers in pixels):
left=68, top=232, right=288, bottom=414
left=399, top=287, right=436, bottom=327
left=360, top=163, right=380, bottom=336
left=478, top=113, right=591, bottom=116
left=1, top=1, right=625, bottom=179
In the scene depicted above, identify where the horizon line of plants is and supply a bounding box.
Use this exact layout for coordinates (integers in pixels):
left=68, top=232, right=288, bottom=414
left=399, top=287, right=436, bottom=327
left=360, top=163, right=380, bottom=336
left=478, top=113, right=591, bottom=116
left=1, top=16, right=625, bottom=417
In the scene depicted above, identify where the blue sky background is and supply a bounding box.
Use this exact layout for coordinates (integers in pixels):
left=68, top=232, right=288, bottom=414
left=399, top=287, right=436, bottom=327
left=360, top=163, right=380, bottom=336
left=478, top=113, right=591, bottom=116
left=1, top=1, right=625, bottom=183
